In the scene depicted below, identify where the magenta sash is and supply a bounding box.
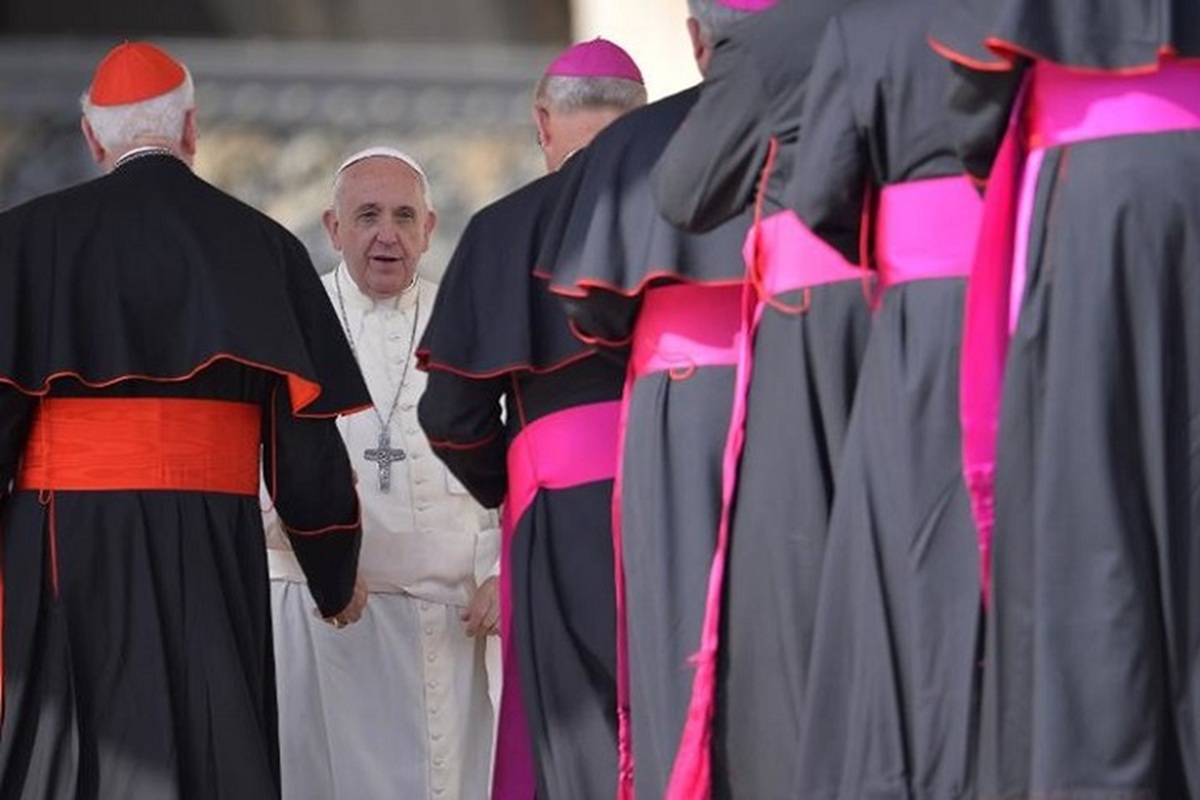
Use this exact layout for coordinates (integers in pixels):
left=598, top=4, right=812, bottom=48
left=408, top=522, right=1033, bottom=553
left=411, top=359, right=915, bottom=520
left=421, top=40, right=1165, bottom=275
left=491, top=401, right=622, bottom=800
left=751, top=209, right=866, bottom=297
left=960, top=59, right=1200, bottom=601
left=666, top=205, right=871, bottom=798
left=611, top=282, right=743, bottom=800
left=876, top=176, right=982, bottom=290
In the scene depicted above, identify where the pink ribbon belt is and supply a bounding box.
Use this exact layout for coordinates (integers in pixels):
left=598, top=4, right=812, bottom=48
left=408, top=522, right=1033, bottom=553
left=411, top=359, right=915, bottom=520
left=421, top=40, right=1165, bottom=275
left=876, top=176, right=982, bottom=291
left=960, top=59, right=1200, bottom=602
left=491, top=401, right=622, bottom=800
left=748, top=209, right=866, bottom=298
left=612, top=282, right=745, bottom=799
left=630, top=283, right=744, bottom=376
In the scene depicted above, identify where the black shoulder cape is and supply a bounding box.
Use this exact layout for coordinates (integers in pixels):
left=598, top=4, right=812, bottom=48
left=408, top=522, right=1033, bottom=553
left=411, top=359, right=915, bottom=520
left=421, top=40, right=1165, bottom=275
left=0, top=155, right=368, bottom=416
left=417, top=169, right=595, bottom=377
left=537, top=86, right=752, bottom=300
left=930, top=0, right=1200, bottom=71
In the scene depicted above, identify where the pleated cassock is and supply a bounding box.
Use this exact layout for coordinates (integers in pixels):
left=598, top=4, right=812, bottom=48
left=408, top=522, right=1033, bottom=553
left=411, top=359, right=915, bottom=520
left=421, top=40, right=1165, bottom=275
left=539, top=85, right=752, bottom=800
left=0, top=153, right=368, bottom=800
left=652, top=3, right=867, bottom=796
left=787, top=2, right=986, bottom=798
left=932, top=2, right=1200, bottom=796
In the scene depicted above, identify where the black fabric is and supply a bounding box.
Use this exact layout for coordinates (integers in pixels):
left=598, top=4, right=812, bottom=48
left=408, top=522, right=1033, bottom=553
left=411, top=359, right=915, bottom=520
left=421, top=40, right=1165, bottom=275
left=930, top=0, right=1200, bottom=70
left=980, top=131, right=1200, bottom=800
left=538, top=86, right=751, bottom=297
left=417, top=169, right=593, bottom=377
left=0, top=154, right=369, bottom=417
left=0, top=363, right=362, bottom=799
left=0, top=155, right=367, bottom=798
left=653, top=0, right=850, bottom=233
left=419, top=356, right=626, bottom=509
left=942, top=62, right=1025, bottom=184
left=622, top=365, right=735, bottom=800
left=715, top=283, right=871, bottom=800
left=510, top=481, right=619, bottom=800
left=779, top=4, right=984, bottom=799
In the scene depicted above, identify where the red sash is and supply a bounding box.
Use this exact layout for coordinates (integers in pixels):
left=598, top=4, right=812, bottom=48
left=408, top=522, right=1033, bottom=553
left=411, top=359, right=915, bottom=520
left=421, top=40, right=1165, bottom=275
left=4, top=397, right=261, bottom=723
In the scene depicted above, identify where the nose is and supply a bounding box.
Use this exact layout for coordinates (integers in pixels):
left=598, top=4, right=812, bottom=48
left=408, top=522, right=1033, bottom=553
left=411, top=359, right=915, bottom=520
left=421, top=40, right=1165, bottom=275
left=375, top=218, right=401, bottom=245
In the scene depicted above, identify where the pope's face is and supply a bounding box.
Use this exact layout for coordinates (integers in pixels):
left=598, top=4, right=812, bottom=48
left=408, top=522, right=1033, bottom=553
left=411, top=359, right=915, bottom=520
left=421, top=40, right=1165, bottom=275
left=324, top=157, right=436, bottom=299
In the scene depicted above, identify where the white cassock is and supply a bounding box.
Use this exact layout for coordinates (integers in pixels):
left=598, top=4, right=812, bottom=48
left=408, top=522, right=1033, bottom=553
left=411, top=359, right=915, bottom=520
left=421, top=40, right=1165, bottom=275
left=265, top=263, right=501, bottom=800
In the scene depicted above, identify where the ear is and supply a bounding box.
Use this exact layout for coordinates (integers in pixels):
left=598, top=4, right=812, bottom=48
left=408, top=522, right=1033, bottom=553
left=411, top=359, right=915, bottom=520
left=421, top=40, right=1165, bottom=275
left=81, top=116, right=106, bottom=166
left=534, top=103, right=552, bottom=152
left=322, top=208, right=342, bottom=252
left=421, top=208, right=438, bottom=250
left=686, top=17, right=711, bottom=74
left=180, top=108, right=198, bottom=160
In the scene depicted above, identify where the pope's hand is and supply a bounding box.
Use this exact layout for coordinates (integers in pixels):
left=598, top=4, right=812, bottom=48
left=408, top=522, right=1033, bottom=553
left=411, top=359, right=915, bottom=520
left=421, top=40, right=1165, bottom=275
left=461, top=576, right=499, bottom=638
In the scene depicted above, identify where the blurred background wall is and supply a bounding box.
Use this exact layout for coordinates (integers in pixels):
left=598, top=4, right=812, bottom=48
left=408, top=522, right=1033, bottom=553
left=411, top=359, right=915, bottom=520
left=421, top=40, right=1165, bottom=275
left=0, top=0, right=694, bottom=278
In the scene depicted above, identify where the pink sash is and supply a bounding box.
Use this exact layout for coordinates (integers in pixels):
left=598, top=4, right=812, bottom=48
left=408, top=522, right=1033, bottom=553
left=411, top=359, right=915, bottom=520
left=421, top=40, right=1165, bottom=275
left=491, top=401, right=622, bottom=800
left=959, top=59, right=1200, bottom=601
left=876, top=176, right=982, bottom=290
left=611, top=282, right=743, bottom=800
left=667, top=200, right=871, bottom=797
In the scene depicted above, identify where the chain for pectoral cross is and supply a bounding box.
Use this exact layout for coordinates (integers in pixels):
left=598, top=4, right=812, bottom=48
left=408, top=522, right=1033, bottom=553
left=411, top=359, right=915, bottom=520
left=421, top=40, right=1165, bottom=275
left=334, top=269, right=421, bottom=492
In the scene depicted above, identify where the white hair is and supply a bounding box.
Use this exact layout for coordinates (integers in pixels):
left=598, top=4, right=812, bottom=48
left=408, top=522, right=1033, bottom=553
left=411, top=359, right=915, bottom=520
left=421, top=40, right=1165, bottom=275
left=687, top=0, right=753, bottom=44
left=80, top=70, right=195, bottom=152
left=534, top=75, right=648, bottom=115
left=333, top=146, right=435, bottom=211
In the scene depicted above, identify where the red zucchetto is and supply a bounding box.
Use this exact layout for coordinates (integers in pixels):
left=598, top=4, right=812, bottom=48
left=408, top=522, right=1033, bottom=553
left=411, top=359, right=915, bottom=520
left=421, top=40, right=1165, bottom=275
left=88, top=41, right=187, bottom=106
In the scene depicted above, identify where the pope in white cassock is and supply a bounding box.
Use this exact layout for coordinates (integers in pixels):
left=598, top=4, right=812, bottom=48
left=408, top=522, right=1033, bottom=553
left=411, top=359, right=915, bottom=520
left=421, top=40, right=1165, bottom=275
left=264, top=146, right=500, bottom=800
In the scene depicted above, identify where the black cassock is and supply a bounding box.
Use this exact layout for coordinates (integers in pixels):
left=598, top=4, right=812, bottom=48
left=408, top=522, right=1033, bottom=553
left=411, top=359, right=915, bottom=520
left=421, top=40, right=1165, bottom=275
left=652, top=3, right=867, bottom=797
left=417, top=167, right=622, bottom=800
left=784, top=1, right=984, bottom=798
left=539, top=85, right=752, bottom=800
left=932, top=0, right=1200, bottom=797
left=0, top=154, right=368, bottom=800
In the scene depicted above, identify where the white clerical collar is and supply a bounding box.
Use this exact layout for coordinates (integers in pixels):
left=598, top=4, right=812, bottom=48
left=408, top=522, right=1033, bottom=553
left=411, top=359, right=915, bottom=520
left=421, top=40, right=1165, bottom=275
left=113, top=146, right=184, bottom=170
left=336, top=262, right=421, bottom=313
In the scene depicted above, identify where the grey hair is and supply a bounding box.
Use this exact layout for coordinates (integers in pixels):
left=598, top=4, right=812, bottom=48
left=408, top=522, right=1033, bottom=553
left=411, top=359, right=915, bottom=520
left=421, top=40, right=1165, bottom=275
left=80, top=70, right=195, bottom=152
left=687, top=0, right=753, bottom=44
left=534, top=75, right=648, bottom=115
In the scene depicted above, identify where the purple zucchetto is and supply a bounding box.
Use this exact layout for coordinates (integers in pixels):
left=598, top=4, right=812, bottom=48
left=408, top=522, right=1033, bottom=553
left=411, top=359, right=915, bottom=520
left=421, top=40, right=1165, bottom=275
left=714, top=0, right=778, bottom=9
left=543, top=38, right=644, bottom=85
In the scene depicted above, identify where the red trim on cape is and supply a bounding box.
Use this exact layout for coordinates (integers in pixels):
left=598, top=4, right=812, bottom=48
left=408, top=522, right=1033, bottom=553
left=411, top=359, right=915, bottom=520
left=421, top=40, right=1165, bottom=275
left=427, top=429, right=504, bottom=452
left=415, top=347, right=601, bottom=379
left=0, top=353, right=372, bottom=419
left=929, top=34, right=1198, bottom=76
left=546, top=272, right=744, bottom=300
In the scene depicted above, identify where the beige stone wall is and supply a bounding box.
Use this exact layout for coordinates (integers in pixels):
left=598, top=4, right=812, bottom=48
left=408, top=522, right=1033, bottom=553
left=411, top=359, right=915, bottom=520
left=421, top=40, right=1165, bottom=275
left=569, top=0, right=699, bottom=100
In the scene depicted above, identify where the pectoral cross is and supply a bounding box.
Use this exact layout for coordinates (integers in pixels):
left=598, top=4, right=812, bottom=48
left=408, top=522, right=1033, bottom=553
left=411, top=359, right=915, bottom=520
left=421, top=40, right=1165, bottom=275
left=364, top=428, right=406, bottom=492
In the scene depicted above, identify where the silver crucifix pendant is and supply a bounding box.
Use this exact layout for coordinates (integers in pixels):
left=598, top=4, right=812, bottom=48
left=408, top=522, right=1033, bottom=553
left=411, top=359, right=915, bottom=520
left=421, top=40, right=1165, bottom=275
left=363, top=428, right=406, bottom=492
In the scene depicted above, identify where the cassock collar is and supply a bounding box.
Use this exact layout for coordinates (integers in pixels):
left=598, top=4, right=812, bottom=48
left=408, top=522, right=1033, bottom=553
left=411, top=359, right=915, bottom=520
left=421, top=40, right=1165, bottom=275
left=334, top=262, right=421, bottom=314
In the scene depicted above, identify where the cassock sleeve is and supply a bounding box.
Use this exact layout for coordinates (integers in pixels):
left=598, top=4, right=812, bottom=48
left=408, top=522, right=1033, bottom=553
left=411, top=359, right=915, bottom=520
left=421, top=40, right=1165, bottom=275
left=560, top=290, right=641, bottom=356
left=0, top=386, right=34, bottom=497
left=418, top=370, right=509, bottom=509
left=652, top=32, right=772, bottom=233
left=945, top=59, right=1026, bottom=185
left=262, top=380, right=362, bottom=618
left=788, top=16, right=869, bottom=264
